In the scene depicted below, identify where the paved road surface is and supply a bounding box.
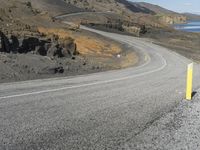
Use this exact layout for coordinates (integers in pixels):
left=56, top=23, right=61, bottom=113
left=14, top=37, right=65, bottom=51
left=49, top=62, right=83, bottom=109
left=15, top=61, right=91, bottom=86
left=1, top=26, right=200, bottom=150
left=54, top=11, right=114, bottom=19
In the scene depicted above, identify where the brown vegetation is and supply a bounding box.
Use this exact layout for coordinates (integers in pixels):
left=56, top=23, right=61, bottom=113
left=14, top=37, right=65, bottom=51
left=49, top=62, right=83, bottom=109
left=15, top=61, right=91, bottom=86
left=37, top=27, right=122, bottom=57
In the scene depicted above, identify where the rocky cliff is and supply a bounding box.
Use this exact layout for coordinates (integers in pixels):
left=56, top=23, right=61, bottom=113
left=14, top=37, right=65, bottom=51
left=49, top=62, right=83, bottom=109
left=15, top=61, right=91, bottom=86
left=158, top=15, right=187, bottom=24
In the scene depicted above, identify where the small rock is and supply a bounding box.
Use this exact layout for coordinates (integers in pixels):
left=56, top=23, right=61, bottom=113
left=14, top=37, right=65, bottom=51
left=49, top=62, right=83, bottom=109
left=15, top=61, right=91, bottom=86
left=54, top=67, right=64, bottom=74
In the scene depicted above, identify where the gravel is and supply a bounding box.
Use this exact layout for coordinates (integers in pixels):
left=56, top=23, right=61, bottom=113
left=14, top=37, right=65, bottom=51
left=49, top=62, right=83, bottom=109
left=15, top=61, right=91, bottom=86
left=125, top=90, right=200, bottom=150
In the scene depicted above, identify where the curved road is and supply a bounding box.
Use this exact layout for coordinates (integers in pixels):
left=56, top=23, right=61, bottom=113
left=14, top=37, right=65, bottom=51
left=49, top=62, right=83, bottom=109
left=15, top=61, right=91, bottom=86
left=0, top=26, right=200, bottom=149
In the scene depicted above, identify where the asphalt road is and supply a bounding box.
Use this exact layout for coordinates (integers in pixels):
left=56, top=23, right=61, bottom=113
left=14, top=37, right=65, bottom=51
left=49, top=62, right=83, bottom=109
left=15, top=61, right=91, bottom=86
left=54, top=11, right=114, bottom=19
left=1, top=27, right=200, bottom=150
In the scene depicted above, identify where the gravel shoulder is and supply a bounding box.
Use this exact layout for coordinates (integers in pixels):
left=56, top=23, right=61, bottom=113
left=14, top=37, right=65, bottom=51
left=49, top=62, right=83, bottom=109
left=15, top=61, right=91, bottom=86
left=125, top=90, right=200, bottom=150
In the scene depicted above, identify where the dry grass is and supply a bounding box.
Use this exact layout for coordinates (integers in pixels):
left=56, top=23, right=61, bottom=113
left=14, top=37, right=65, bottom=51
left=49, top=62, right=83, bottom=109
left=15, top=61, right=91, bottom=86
left=75, top=36, right=121, bottom=57
left=38, top=27, right=70, bottom=38
left=119, top=52, right=138, bottom=68
left=37, top=27, right=122, bottom=57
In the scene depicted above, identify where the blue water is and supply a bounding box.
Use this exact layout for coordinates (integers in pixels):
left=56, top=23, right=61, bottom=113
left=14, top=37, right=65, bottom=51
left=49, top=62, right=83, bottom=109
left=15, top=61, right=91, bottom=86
left=174, top=20, right=200, bottom=33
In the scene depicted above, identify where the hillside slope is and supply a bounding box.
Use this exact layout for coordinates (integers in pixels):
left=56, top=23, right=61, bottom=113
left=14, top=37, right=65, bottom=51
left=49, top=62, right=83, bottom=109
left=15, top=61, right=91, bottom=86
left=29, top=0, right=84, bottom=15
left=63, top=0, right=186, bottom=25
left=183, top=13, right=200, bottom=20
left=0, top=0, right=138, bottom=83
left=132, top=2, right=187, bottom=24
left=132, top=2, right=175, bottom=14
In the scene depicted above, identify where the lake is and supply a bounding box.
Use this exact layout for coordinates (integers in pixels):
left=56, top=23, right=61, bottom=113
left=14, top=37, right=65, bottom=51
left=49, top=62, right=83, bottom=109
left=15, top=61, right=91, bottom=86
left=174, top=20, right=200, bottom=33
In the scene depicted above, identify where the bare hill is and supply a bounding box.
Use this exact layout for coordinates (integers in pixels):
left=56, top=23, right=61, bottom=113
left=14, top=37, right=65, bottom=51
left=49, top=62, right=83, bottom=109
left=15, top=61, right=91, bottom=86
left=131, top=2, right=176, bottom=14
left=63, top=0, right=186, bottom=26
left=183, top=13, right=200, bottom=20
left=29, top=0, right=84, bottom=15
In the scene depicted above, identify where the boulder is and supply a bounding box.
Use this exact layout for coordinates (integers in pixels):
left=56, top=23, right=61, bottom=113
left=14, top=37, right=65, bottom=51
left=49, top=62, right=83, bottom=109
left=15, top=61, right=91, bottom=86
left=54, top=66, right=64, bottom=74
left=47, top=43, right=60, bottom=57
left=0, top=31, right=78, bottom=59
left=48, top=66, right=64, bottom=74
left=59, top=37, right=78, bottom=57
left=47, top=37, right=78, bottom=58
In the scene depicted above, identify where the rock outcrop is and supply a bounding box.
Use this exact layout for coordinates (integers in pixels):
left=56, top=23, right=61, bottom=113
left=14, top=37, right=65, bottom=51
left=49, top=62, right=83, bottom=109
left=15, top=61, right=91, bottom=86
left=122, top=24, right=147, bottom=36
left=158, top=15, right=187, bottom=24
left=59, top=37, right=78, bottom=57
left=0, top=31, right=10, bottom=53
left=0, top=31, right=78, bottom=58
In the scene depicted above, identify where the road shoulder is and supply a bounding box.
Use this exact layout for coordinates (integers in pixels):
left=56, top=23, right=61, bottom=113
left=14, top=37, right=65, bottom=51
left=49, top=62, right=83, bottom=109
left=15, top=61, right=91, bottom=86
left=125, top=90, right=200, bottom=150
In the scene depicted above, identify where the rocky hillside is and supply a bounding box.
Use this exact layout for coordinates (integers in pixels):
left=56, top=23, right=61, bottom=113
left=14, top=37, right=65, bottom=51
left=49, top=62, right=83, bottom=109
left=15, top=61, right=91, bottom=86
left=0, top=0, right=138, bottom=83
left=58, top=0, right=161, bottom=36
left=132, top=2, right=187, bottom=24
left=124, top=1, right=187, bottom=24
left=63, top=0, right=187, bottom=25
left=131, top=2, right=175, bottom=14
left=63, top=0, right=159, bottom=25
left=183, top=13, right=200, bottom=20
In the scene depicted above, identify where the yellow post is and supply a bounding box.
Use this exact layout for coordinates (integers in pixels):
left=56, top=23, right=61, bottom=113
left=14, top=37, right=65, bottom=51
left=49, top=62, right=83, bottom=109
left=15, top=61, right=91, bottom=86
left=186, top=63, right=193, bottom=100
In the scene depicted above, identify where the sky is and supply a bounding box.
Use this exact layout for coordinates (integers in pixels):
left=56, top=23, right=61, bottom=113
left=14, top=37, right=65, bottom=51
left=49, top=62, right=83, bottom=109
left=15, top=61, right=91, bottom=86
left=130, top=0, right=200, bottom=14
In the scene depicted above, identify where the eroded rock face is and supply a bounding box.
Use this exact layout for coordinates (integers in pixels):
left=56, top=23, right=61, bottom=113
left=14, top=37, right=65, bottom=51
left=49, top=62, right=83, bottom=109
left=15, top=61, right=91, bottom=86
left=46, top=36, right=77, bottom=58
left=47, top=43, right=59, bottom=57
left=122, top=25, right=141, bottom=36
left=19, top=37, right=41, bottom=53
left=59, top=37, right=78, bottom=57
left=159, top=15, right=187, bottom=24
left=0, top=31, right=78, bottom=58
left=10, top=35, right=19, bottom=53
left=0, top=31, right=10, bottom=53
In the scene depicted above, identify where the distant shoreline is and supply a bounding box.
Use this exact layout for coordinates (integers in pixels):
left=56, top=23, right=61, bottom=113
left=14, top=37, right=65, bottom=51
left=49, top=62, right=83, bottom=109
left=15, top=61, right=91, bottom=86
left=174, top=20, right=200, bottom=32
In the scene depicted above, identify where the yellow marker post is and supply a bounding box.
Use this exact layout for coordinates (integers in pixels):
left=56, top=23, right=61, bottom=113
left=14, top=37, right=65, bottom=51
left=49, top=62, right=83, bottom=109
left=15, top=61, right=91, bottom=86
left=186, top=63, right=193, bottom=100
